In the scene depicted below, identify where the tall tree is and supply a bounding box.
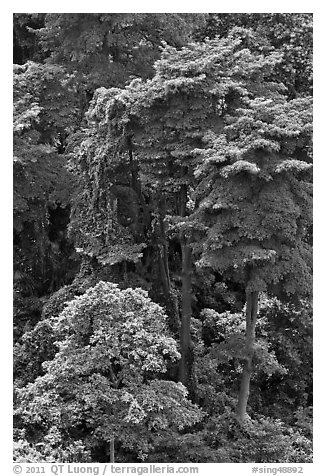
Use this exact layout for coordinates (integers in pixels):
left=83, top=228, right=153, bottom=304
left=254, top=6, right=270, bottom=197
left=71, top=28, right=294, bottom=389
left=194, top=94, right=312, bottom=422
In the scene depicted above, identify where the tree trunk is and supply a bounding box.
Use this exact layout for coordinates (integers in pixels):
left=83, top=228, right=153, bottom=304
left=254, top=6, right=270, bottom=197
left=179, top=237, right=192, bottom=385
left=159, top=224, right=171, bottom=290
left=157, top=195, right=171, bottom=295
left=177, top=182, right=193, bottom=386
left=110, top=437, right=115, bottom=463
left=128, top=143, right=151, bottom=231
left=235, top=290, right=259, bottom=423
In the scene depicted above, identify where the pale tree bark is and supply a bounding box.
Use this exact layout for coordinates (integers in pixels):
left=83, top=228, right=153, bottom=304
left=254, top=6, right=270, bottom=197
left=235, top=290, right=259, bottom=423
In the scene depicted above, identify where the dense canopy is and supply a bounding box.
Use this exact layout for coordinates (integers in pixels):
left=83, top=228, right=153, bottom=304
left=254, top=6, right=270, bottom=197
left=13, top=13, right=312, bottom=464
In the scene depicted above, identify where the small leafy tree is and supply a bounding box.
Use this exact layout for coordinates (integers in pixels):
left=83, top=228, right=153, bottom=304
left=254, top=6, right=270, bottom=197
left=15, top=282, right=203, bottom=462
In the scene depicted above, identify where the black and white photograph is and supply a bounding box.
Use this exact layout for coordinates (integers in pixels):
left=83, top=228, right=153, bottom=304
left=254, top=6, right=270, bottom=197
left=11, top=6, right=315, bottom=471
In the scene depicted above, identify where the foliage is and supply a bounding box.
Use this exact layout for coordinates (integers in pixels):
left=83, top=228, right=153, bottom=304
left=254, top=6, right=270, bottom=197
left=15, top=282, right=203, bottom=461
left=13, top=61, right=80, bottom=297
left=67, top=28, right=290, bottom=330
left=190, top=296, right=312, bottom=425
left=13, top=14, right=313, bottom=463
left=252, top=297, right=313, bottom=420
left=195, top=13, right=312, bottom=98
left=204, top=413, right=312, bottom=463
left=73, top=27, right=310, bottom=277
left=14, top=273, right=98, bottom=386
left=146, top=412, right=312, bottom=463
left=14, top=14, right=47, bottom=64
left=37, top=13, right=205, bottom=90
left=13, top=429, right=91, bottom=463
left=194, top=94, right=312, bottom=296
left=193, top=306, right=287, bottom=415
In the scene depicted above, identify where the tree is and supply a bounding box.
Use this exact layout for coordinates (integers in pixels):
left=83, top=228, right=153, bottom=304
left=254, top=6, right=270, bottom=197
left=73, top=28, right=293, bottom=389
left=13, top=14, right=313, bottom=463
left=13, top=61, right=81, bottom=302
left=195, top=13, right=313, bottom=98
left=13, top=13, right=206, bottom=302
left=37, top=13, right=205, bottom=91
left=194, top=93, right=312, bottom=422
left=15, top=282, right=203, bottom=462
